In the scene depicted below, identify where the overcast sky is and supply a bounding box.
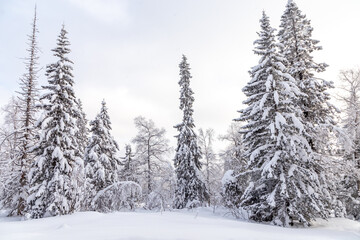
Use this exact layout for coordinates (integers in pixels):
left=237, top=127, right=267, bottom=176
left=1, top=0, right=360, bottom=154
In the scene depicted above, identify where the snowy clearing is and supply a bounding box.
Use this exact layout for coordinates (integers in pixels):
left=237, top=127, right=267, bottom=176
left=0, top=208, right=359, bottom=240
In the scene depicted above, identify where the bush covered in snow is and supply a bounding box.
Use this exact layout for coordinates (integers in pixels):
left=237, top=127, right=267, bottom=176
left=91, top=181, right=142, bottom=212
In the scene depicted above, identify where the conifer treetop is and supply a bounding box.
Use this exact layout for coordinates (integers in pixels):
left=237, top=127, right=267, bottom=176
left=178, top=54, right=195, bottom=127
left=278, top=0, right=327, bottom=76
left=99, top=99, right=112, bottom=131
left=53, top=25, right=73, bottom=61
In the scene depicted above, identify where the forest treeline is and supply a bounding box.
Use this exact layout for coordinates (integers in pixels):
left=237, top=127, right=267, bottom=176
left=0, top=1, right=359, bottom=227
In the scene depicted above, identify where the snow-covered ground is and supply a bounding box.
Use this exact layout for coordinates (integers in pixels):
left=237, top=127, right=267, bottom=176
left=0, top=208, right=359, bottom=240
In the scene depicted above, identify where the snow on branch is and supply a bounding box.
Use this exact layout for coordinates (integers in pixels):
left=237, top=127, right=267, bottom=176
left=91, top=181, right=142, bottom=212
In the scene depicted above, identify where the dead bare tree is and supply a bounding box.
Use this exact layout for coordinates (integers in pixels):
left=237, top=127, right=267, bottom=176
left=0, top=7, right=39, bottom=216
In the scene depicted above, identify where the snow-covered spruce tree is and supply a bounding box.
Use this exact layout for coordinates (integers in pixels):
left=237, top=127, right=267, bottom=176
left=74, top=98, right=88, bottom=209
left=278, top=0, right=341, bottom=217
left=278, top=0, right=336, bottom=153
left=84, top=100, right=121, bottom=211
left=76, top=99, right=89, bottom=156
left=1, top=9, right=40, bottom=216
left=173, top=55, right=209, bottom=209
left=26, top=25, right=83, bottom=219
left=120, top=144, right=138, bottom=183
left=238, top=12, right=330, bottom=227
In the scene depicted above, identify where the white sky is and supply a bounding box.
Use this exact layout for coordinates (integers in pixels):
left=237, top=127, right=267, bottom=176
left=1, top=0, right=360, bottom=154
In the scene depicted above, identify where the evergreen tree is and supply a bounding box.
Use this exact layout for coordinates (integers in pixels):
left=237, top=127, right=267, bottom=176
left=238, top=12, right=330, bottom=227
left=278, top=0, right=340, bottom=218
left=277, top=0, right=336, bottom=153
left=1, top=8, right=40, bottom=216
left=120, top=144, right=138, bottom=182
left=26, top=25, right=83, bottom=218
left=84, top=100, right=120, bottom=210
left=76, top=99, right=89, bottom=156
left=74, top=98, right=88, bottom=209
left=173, top=55, right=209, bottom=209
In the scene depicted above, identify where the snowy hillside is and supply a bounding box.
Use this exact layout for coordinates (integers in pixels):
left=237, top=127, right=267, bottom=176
left=0, top=209, right=359, bottom=240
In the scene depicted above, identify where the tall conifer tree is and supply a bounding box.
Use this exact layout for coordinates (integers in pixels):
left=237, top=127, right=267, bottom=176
left=173, top=55, right=209, bottom=209
left=238, top=12, right=330, bottom=227
left=277, top=0, right=340, bottom=216
left=74, top=98, right=88, bottom=209
left=76, top=99, right=89, bottom=156
left=84, top=100, right=120, bottom=209
left=277, top=0, right=336, bottom=153
left=27, top=26, right=83, bottom=218
left=120, top=144, right=138, bottom=183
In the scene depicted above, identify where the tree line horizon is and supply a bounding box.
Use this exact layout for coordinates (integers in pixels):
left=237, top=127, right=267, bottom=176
left=0, top=0, right=359, bottom=228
